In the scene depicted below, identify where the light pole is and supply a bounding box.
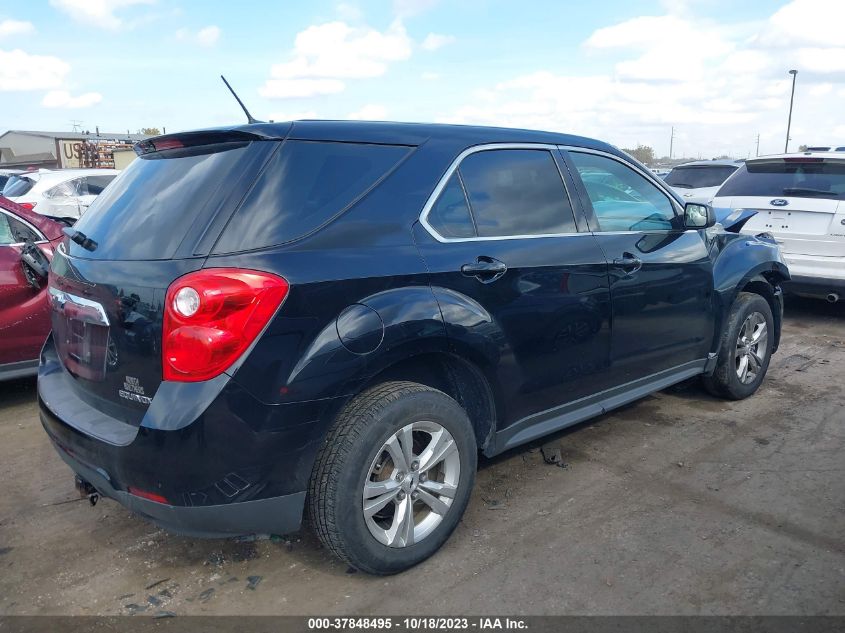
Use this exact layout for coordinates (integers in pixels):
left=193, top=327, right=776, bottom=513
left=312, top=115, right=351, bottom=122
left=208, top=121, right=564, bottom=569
left=785, top=69, right=798, bottom=152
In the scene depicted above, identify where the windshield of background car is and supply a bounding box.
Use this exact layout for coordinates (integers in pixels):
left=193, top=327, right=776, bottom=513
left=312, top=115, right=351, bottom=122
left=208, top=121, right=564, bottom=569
left=716, top=160, right=845, bottom=200
left=2, top=175, right=36, bottom=197
left=665, top=165, right=737, bottom=188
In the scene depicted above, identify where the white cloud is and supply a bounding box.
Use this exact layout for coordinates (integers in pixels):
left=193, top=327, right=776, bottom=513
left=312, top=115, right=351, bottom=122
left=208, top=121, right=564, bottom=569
left=421, top=33, right=454, bottom=51
left=442, top=0, right=845, bottom=157
left=586, top=15, right=733, bottom=82
left=176, top=25, right=220, bottom=47
left=260, top=20, right=412, bottom=98
left=0, top=19, right=34, bottom=37
left=421, top=71, right=440, bottom=81
left=794, top=47, right=845, bottom=74
left=42, top=90, right=103, bottom=108
left=347, top=104, right=388, bottom=120
left=0, top=48, right=70, bottom=91
left=49, top=0, right=156, bottom=30
left=809, top=83, right=833, bottom=97
left=766, top=0, right=845, bottom=47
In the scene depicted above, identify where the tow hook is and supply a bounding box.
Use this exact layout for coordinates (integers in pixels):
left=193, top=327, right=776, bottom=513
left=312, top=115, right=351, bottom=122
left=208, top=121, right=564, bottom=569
left=74, top=475, right=100, bottom=506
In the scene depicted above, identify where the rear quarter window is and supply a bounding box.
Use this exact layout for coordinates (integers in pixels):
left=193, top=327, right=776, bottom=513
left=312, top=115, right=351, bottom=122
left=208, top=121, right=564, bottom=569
left=213, top=140, right=411, bottom=253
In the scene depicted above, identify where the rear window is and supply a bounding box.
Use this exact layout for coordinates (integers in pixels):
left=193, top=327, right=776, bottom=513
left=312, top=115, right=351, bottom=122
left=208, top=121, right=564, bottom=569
left=86, top=175, right=116, bottom=195
left=3, top=175, right=35, bottom=197
left=717, top=160, right=845, bottom=200
left=69, top=141, right=275, bottom=260
left=213, top=140, right=411, bottom=253
left=665, top=165, right=737, bottom=189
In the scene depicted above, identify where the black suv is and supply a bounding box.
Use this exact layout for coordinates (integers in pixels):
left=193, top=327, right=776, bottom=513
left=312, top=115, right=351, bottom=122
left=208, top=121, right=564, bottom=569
left=39, top=121, right=788, bottom=574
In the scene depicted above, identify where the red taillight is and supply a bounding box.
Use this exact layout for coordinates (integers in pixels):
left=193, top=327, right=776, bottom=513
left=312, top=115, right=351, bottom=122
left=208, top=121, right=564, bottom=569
left=18, top=202, right=36, bottom=210
left=127, top=486, right=169, bottom=504
left=153, top=138, right=184, bottom=151
left=162, top=268, right=289, bottom=382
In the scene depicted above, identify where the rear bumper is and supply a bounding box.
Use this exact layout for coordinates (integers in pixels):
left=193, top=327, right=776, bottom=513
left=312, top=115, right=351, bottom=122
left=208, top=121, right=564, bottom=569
left=51, top=438, right=305, bottom=538
left=785, top=275, right=845, bottom=297
left=38, top=335, right=343, bottom=537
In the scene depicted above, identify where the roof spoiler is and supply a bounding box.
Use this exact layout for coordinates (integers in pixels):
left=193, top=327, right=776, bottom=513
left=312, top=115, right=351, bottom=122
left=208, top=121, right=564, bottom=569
left=133, top=129, right=270, bottom=156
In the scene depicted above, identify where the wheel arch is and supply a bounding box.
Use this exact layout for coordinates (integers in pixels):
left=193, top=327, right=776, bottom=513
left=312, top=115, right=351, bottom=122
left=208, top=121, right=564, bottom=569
left=739, top=273, right=785, bottom=352
left=358, top=351, right=500, bottom=454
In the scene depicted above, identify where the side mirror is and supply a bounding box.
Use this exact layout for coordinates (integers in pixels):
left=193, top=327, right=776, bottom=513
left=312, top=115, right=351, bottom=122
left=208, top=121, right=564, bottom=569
left=684, top=202, right=716, bottom=229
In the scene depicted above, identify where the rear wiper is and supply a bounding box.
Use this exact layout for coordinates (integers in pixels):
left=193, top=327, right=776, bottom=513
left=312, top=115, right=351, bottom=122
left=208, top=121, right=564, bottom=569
left=63, top=227, right=98, bottom=252
left=782, top=187, right=838, bottom=198
left=670, top=183, right=694, bottom=188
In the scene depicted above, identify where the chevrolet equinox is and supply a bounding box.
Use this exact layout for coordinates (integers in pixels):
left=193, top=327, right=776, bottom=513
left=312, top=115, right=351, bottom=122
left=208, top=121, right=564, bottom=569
left=39, top=121, right=788, bottom=574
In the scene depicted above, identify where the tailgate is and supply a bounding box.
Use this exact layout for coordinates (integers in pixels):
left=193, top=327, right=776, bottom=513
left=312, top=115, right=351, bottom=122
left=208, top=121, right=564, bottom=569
left=49, top=247, right=204, bottom=425
left=731, top=197, right=845, bottom=256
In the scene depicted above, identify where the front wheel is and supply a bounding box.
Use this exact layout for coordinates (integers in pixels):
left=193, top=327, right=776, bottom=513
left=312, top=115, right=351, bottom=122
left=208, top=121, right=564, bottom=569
left=307, top=381, right=477, bottom=575
left=703, top=292, right=774, bottom=400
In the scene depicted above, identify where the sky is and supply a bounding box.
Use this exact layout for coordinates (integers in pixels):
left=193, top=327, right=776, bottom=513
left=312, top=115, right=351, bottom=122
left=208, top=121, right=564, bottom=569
left=0, top=0, right=843, bottom=158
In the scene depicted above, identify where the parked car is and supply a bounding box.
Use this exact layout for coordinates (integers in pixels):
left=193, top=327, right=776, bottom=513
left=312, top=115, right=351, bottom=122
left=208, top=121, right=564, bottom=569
left=39, top=121, right=788, bottom=575
left=712, top=152, right=844, bottom=303
left=0, top=196, right=65, bottom=380
left=0, top=169, right=23, bottom=191
left=2, top=168, right=119, bottom=221
left=664, top=159, right=743, bottom=204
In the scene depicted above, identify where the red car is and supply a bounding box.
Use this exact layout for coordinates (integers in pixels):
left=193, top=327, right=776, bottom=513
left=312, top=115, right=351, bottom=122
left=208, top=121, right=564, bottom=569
left=0, top=196, right=65, bottom=380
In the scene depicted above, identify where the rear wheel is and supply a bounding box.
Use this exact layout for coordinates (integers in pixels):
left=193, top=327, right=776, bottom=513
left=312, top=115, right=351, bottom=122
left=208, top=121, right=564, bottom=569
left=703, top=292, right=774, bottom=400
left=307, top=381, right=476, bottom=575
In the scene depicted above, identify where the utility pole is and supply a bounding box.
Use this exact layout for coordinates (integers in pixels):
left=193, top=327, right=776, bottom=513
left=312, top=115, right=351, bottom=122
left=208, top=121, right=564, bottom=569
left=756, top=133, right=760, bottom=157
left=669, top=126, right=675, bottom=159
left=785, top=69, right=798, bottom=153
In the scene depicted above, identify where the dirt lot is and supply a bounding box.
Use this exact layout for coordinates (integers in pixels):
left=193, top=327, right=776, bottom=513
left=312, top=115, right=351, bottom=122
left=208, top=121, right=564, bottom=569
left=1, top=296, right=843, bottom=616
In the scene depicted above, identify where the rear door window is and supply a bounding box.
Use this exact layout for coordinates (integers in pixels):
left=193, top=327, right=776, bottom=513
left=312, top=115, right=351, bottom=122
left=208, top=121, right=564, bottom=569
left=213, top=141, right=411, bottom=253
left=426, top=173, right=476, bottom=238
left=716, top=160, right=845, bottom=200
left=456, top=149, right=576, bottom=237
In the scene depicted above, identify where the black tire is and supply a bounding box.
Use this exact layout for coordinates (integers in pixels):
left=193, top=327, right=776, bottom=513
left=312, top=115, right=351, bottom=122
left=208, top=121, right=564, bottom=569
left=307, top=381, right=477, bottom=575
left=703, top=292, right=774, bottom=400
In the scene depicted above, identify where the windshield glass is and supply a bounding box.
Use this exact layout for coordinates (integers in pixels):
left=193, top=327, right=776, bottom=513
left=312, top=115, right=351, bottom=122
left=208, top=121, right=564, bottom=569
left=2, top=175, right=36, bottom=197
left=665, top=165, right=737, bottom=188
left=716, top=160, right=845, bottom=200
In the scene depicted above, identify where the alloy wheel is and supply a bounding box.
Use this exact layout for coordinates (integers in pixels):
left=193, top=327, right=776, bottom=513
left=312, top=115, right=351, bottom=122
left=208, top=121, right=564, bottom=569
left=735, top=311, right=768, bottom=384
left=362, top=420, right=461, bottom=548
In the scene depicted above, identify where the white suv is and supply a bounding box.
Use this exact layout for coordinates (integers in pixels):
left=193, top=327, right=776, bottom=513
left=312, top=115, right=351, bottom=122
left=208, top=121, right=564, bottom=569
left=712, top=153, right=845, bottom=302
left=2, top=168, right=119, bottom=221
left=665, top=159, right=742, bottom=205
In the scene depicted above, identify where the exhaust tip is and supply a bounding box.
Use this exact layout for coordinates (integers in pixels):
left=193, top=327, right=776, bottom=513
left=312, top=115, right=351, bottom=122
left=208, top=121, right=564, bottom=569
left=827, top=293, right=839, bottom=304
